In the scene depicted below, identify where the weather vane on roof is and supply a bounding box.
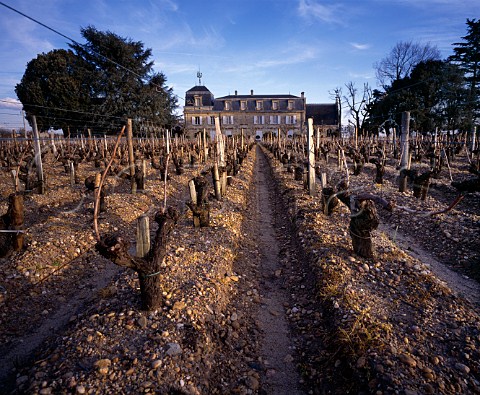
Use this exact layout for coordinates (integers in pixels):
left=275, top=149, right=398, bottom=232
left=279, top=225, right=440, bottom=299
left=197, top=70, right=202, bottom=85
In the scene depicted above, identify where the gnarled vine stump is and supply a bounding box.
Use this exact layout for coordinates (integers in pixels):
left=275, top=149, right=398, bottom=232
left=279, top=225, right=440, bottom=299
left=349, top=199, right=379, bottom=259
left=0, top=193, right=24, bottom=257
left=336, top=183, right=393, bottom=258
left=322, top=186, right=339, bottom=215
left=96, top=207, right=179, bottom=311
left=186, top=176, right=210, bottom=227
left=413, top=171, right=432, bottom=200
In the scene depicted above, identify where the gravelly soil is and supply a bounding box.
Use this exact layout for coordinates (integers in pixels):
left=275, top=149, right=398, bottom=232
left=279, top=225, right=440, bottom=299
left=0, top=140, right=479, bottom=394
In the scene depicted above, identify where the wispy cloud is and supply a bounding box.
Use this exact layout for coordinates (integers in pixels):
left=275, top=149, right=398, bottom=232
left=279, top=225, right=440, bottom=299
left=0, top=97, right=23, bottom=110
left=350, top=42, right=371, bottom=50
left=348, top=71, right=374, bottom=80
left=152, top=23, right=225, bottom=51
left=221, top=44, right=318, bottom=75
left=297, top=0, right=345, bottom=25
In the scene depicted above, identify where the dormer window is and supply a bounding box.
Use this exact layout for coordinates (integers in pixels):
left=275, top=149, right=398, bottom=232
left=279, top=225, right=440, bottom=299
left=240, top=101, right=247, bottom=110
left=194, top=96, right=202, bottom=107
left=225, top=101, right=231, bottom=110
left=288, top=100, right=294, bottom=110
left=272, top=101, right=279, bottom=110
left=256, top=100, right=263, bottom=110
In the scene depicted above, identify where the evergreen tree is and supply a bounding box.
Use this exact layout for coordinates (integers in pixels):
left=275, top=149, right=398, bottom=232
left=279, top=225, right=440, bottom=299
left=15, top=49, right=90, bottom=132
left=367, top=61, right=467, bottom=135
left=449, top=18, right=480, bottom=126
left=15, top=26, right=178, bottom=135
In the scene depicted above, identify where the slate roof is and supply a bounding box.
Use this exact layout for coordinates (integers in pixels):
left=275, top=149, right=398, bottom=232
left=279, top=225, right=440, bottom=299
left=185, top=85, right=214, bottom=107
left=306, top=103, right=339, bottom=126
left=186, top=85, right=212, bottom=93
left=212, top=97, right=304, bottom=112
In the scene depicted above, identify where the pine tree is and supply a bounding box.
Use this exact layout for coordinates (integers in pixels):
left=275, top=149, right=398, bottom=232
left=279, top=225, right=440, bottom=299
left=449, top=18, right=480, bottom=125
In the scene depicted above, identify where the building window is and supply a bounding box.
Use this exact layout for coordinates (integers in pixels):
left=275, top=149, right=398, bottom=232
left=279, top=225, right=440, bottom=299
left=192, top=116, right=202, bottom=125
left=254, top=115, right=265, bottom=125
left=225, top=101, right=231, bottom=110
left=256, top=100, right=263, bottom=110
left=286, top=115, right=297, bottom=124
left=207, top=116, right=215, bottom=125
left=272, top=101, right=279, bottom=110
left=222, top=115, right=234, bottom=125
left=288, top=100, right=294, bottom=110
left=195, top=96, right=201, bottom=107
left=240, top=101, right=247, bottom=110
left=270, top=115, right=279, bottom=124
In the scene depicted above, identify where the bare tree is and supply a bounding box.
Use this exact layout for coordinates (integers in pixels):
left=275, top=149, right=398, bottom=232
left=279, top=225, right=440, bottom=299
left=374, top=41, right=441, bottom=88
left=343, top=82, right=373, bottom=137
left=329, top=87, right=343, bottom=134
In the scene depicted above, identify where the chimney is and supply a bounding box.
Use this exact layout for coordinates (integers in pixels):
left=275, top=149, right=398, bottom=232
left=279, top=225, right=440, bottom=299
left=251, top=89, right=254, bottom=96
left=301, top=92, right=305, bottom=99
left=235, top=90, right=238, bottom=96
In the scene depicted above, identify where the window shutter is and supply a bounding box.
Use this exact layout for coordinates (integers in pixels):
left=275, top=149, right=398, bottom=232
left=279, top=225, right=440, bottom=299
left=292, top=115, right=296, bottom=124
left=191, top=116, right=195, bottom=124
left=230, top=116, right=234, bottom=124
left=199, top=117, right=203, bottom=125
left=254, top=116, right=258, bottom=124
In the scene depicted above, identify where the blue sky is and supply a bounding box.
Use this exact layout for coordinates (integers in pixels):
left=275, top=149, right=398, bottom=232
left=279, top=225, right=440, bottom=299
left=0, top=0, right=478, bottom=130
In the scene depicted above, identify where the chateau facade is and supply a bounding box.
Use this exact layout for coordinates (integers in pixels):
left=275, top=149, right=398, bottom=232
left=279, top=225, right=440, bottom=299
left=183, top=85, right=339, bottom=140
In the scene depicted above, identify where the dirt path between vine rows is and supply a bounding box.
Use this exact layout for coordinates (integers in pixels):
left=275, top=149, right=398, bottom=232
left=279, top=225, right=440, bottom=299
left=378, top=222, right=480, bottom=309
left=0, top=258, right=123, bottom=392
left=251, top=147, right=304, bottom=394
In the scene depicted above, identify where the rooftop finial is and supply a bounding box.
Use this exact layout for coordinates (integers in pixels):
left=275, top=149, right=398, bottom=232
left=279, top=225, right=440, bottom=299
left=197, top=70, right=202, bottom=85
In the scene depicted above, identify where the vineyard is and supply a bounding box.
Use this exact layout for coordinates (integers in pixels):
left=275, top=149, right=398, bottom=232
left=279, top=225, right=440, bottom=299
left=0, top=124, right=479, bottom=394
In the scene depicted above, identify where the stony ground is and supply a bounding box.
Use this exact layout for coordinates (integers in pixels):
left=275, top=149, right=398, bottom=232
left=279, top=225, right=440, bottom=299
left=0, top=140, right=479, bottom=394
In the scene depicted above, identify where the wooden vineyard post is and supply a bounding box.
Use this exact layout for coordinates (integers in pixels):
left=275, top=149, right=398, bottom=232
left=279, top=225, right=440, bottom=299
left=212, top=117, right=226, bottom=199
left=141, top=159, right=147, bottom=190
left=203, top=128, right=208, bottom=163
left=214, top=117, right=227, bottom=196
left=212, top=162, right=222, bottom=201
left=189, top=179, right=197, bottom=206
left=31, top=116, right=45, bottom=194
left=186, top=176, right=210, bottom=227
left=10, top=170, right=19, bottom=193
left=136, top=215, right=150, bottom=258
left=127, top=118, right=136, bottom=194
left=241, top=128, right=245, bottom=152
left=399, top=111, right=410, bottom=193
left=307, top=118, right=316, bottom=196
left=69, top=161, right=75, bottom=186
left=50, top=131, right=57, bottom=156
left=471, top=126, right=477, bottom=160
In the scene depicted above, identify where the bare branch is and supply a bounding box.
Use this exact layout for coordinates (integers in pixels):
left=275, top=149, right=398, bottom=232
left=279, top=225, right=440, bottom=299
left=93, top=126, right=125, bottom=241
